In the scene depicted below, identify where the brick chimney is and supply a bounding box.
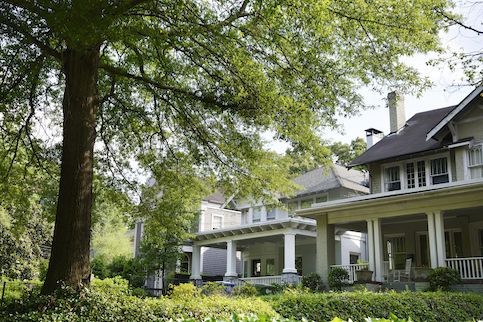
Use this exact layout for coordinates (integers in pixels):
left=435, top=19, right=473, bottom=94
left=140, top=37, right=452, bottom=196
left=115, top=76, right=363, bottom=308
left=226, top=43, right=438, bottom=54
left=387, top=91, right=406, bottom=133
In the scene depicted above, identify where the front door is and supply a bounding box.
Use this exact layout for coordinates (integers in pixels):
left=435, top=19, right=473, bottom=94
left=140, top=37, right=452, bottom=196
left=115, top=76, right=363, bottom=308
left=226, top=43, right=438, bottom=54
left=252, top=259, right=261, bottom=276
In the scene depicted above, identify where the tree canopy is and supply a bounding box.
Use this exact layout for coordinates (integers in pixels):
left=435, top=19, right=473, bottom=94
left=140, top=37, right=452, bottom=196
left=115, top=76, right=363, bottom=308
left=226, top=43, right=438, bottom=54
left=0, top=0, right=453, bottom=293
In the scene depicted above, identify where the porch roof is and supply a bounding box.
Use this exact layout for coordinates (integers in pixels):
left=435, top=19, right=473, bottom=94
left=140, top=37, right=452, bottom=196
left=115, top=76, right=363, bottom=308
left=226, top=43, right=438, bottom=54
left=194, top=217, right=316, bottom=241
left=297, top=179, right=483, bottom=223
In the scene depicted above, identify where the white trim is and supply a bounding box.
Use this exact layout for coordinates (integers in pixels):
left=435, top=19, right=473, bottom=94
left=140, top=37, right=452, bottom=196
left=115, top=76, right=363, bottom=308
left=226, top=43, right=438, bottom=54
left=426, top=85, right=483, bottom=141
left=448, top=141, right=471, bottom=149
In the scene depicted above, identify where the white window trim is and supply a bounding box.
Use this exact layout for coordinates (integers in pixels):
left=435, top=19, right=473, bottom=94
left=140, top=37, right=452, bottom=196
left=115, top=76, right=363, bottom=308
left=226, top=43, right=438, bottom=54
left=380, top=153, right=452, bottom=192
left=211, top=214, right=224, bottom=230
left=466, top=144, right=483, bottom=179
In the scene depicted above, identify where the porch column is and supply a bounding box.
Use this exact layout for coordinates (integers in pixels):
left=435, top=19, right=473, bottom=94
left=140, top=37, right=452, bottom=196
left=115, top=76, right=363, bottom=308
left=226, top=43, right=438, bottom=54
left=434, top=211, right=446, bottom=267
left=190, top=245, right=202, bottom=285
left=283, top=233, right=297, bottom=273
left=426, top=212, right=439, bottom=268
left=225, top=240, right=238, bottom=282
left=373, top=218, right=384, bottom=282
left=316, top=214, right=335, bottom=283
left=367, top=219, right=383, bottom=282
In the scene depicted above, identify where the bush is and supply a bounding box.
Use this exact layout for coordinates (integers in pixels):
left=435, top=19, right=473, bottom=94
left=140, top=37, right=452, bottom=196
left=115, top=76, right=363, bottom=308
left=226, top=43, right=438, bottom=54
left=1, top=284, right=277, bottom=321
left=201, top=281, right=226, bottom=296
left=328, top=267, right=349, bottom=291
left=268, top=291, right=483, bottom=322
left=170, top=282, right=199, bottom=299
left=428, top=267, right=461, bottom=291
left=233, top=284, right=257, bottom=297
left=301, top=273, right=325, bottom=292
left=0, top=278, right=42, bottom=305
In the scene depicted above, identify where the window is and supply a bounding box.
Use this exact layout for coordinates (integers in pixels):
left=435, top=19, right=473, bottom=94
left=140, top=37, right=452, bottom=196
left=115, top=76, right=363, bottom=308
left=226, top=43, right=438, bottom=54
left=384, top=166, right=401, bottom=191
left=406, top=162, right=415, bottom=189
left=287, top=201, right=298, bottom=215
left=266, top=207, right=276, bottom=220
left=252, top=207, right=261, bottom=223
left=384, top=235, right=406, bottom=269
left=315, top=195, right=328, bottom=203
left=212, top=215, right=223, bottom=230
left=349, top=253, right=360, bottom=264
left=417, top=160, right=427, bottom=187
left=295, top=257, right=303, bottom=275
left=300, top=198, right=313, bottom=209
left=179, top=254, right=190, bottom=273
left=406, top=161, right=427, bottom=189
left=468, top=145, right=483, bottom=179
left=430, top=157, right=449, bottom=184
left=416, top=233, right=429, bottom=267
left=445, top=230, right=463, bottom=258
left=266, top=258, right=275, bottom=275
left=252, top=259, right=261, bottom=276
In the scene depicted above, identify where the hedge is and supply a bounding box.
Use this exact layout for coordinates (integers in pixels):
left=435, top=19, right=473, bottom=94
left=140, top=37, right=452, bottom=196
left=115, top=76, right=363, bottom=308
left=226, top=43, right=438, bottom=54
left=0, top=281, right=277, bottom=322
left=268, top=290, right=483, bottom=322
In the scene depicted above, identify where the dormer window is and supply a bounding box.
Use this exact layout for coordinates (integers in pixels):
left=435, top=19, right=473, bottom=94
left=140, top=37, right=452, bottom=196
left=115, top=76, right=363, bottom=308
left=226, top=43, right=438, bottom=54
left=252, top=206, right=261, bottom=223
left=467, top=145, right=483, bottom=179
left=212, top=215, right=223, bottom=230
left=430, top=157, right=449, bottom=184
left=384, top=166, right=401, bottom=191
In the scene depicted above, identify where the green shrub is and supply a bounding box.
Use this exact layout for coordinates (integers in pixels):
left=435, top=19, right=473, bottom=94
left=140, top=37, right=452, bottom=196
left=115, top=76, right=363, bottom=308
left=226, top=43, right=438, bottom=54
left=428, top=267, right=461, bottom=291
left=202, top=281, right=226, bottom=296
left=328, top=267, right=349, bottom=291
left=91, top=276, right=130, bottom=295
left=233, top=284, right=257, bottom=297
left=268, top=291, right=483, bottom=322
left=301, top=273, right=325, bottom=292
left=170, top=282, right=200, bottom=299
left=1, top=284, right=277, bottom=321
left=0, top=278, right=42, bottom=305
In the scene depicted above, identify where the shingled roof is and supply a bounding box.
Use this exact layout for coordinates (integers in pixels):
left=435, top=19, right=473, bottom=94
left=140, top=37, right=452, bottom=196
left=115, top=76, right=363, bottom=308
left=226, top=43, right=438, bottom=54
left=349, top=106, right=455, bottom=167
left=291, top=164, right=369, bottom=196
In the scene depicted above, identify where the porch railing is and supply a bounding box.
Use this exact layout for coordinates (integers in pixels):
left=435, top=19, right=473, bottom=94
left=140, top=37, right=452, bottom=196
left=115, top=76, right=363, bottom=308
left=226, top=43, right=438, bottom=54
left=238, top=274, right=301, bottom=286
left=446, top=257, right=483, bottom=280
left=330, top=263, right=369, bottom=284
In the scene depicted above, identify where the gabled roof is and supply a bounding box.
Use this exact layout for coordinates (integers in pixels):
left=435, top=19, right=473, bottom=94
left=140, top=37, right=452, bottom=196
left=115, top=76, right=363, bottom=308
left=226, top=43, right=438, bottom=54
left=291, top=164, right=369, bottom=196
left=203, top=191, right=226, bottom=204
left=349, top=106, right=455, bottom=167
left=426, top=85, right=483, bottom=141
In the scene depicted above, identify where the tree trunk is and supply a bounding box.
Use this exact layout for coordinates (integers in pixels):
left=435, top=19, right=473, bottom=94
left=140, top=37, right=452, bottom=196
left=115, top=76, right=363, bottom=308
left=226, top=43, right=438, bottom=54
left=42, top=45, right=100, bottom=294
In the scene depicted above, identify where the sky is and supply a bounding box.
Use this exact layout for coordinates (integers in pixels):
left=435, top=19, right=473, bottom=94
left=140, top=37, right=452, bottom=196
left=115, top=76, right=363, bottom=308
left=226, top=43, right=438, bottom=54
left=267, top=0, right=483, bottom=152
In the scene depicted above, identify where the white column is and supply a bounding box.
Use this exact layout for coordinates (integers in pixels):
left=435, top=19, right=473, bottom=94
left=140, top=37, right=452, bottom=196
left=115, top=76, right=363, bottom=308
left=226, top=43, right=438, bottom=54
left=427, top=212, right=439, bottom=268
left=225, top=240, right=238, bottom=277
left=316, top=215, right=335, bottom=283
left=373, top=218, right=384, bottom=282
left=434, top=211, right=446, bottom=267
left=366, top=219, right=375, bottom=273
left=283, top=233, right=297, bottom=273
left=190, top=245, right=201, bottom=280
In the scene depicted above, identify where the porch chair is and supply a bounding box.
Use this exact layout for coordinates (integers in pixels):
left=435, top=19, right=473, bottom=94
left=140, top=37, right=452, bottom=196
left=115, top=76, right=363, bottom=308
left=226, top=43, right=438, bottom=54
left=393, top=258, right=412, bottom=282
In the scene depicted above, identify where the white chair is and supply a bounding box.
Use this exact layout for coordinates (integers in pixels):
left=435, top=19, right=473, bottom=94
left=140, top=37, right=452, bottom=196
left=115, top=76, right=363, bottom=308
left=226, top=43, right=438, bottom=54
left=393, top=258, right=412, bottom=282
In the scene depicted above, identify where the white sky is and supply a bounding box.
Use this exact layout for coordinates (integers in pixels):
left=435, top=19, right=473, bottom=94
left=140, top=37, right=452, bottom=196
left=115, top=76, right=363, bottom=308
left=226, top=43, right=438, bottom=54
left=267, top=0, right=483, bottom=152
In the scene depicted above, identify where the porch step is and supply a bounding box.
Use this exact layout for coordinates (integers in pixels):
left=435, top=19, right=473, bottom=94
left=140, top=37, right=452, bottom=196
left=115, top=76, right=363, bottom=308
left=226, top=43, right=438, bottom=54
left=384, top=282, right=416, bottom=292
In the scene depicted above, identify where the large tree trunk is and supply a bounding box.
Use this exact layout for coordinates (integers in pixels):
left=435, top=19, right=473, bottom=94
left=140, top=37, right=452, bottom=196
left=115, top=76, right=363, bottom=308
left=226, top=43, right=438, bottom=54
left=42, top=45, right=100, bottom=294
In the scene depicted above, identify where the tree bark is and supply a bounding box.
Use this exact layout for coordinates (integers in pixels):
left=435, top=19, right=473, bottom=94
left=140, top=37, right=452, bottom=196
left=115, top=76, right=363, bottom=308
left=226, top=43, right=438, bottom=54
left=42, top=45, right=100, bottom=294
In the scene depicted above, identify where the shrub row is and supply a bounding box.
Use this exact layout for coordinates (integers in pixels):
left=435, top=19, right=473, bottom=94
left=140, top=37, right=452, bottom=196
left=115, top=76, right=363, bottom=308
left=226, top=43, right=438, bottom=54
left=268, top=290, right=483, bottom=322
left=0, top=281, right=276, bottom=322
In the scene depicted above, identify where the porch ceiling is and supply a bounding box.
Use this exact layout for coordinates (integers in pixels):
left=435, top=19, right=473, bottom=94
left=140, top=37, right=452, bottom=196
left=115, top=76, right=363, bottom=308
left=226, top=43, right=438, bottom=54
left=298, top=180, right=483, bottom=225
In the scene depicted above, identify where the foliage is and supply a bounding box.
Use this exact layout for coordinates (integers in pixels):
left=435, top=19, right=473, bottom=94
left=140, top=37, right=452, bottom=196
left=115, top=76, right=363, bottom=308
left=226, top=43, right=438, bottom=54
left=328, top=267, right=350, bottom=291
left=1, top=284, right=276, bottom=321
left=91, top=255, right=146, bottom=289
left=0, top=278, right=42, bottom=305
left=330, top=138, right=367, bottom=167
left=268, top=291, right=483, bottom=322
left=202, top=282, right=226, bottom=296
left=170, top=283, right=200, bottom=300
left=427, top=267, right=461, bottom=291
left=301, top=273, right=325, bottom=292
left=233, top=284, right=258, bottom=297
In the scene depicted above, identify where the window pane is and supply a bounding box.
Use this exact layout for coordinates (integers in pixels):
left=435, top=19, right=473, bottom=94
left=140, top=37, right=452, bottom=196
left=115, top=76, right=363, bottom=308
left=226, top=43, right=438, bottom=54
left=417, top=161, right=426, bottom=187
left=266, top=258, right=275, bottom=276
left=430, top=158, right=449, bottom=184
left=301, top=198, right=313, bottom=209
left=212, top=216, right=223, bottom=229
left=253, top=207, right=261, bottom=222
left=406, top=163, right=415, bottom=189
left=287, top=201, right=298, bottom=214
left=385, top=166, right=401, bottom=191
left=316, top=195, right=328, bottom=203
left=266, top=207, right=276, bottom=220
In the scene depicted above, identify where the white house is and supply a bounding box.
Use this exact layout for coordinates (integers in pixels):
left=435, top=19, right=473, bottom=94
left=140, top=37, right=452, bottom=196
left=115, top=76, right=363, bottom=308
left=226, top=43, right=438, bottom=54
left=189, top=164, right=369, bottom=285
left=299, top=87, right=483, bottom=288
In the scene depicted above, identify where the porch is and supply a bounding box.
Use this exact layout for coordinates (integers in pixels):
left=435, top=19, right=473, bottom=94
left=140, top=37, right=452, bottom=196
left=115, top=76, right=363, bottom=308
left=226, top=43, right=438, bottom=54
left=299, top=180, right=483, bottom=284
